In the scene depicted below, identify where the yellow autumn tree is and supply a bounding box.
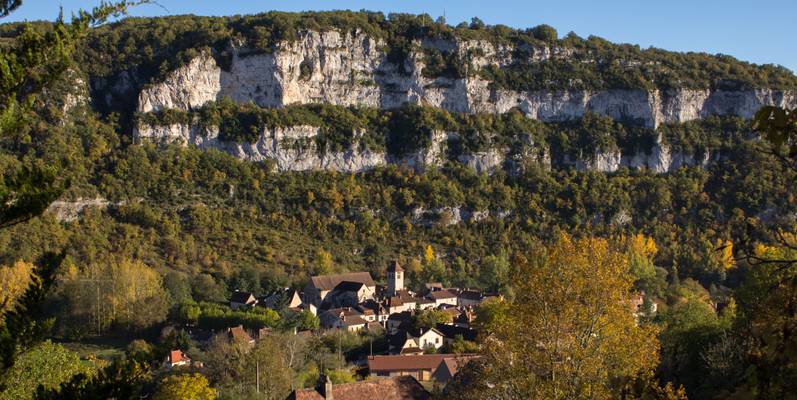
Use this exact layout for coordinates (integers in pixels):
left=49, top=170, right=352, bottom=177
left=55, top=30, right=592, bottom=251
left=702, top=239, right=735, bottom=276
left=467, top=234, right=659, bottom=400
left=57, top=259, right=167, bottom=334
left=626, top=234, right=659, bottom=292
left=153, top=373, right=217, bottom=400
left=424, top=245, right=435, bottom=264
left=0, top=260, right=33, bottom=314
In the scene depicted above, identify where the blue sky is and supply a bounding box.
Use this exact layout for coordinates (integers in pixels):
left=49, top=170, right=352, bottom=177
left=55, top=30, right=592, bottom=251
left=5, top=0, right=796, bottom=72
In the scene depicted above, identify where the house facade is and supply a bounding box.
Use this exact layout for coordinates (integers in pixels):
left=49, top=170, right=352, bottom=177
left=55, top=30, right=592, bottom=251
left=302, top=272, right=376, bottom=306
left=368, top=354, right=456, bottom=382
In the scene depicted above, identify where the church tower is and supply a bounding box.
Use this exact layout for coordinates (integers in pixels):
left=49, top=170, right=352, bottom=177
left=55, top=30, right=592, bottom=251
left=387, top=261, right=404, bottom=297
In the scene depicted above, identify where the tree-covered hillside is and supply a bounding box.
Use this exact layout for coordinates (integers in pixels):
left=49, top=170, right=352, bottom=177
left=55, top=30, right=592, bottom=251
left=76, top=11, right=797, bottom=90
left=2, top=7, right=797, bottom=400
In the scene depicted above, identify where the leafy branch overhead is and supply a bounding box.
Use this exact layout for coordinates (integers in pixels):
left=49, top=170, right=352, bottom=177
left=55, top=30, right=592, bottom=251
left=754, top=106, right=797, bottom=163
left=0, top=1, right=146, bottom=229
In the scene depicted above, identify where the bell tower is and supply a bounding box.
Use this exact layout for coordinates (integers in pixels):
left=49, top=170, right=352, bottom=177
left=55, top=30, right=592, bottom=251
left=387, top=260, right=404, bottom=297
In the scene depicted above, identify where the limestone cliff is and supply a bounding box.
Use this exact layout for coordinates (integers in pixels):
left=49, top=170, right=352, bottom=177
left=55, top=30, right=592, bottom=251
left=130, top=29, right=796, bottom=173
left=134, top=121, right=716, bottom=174
left=137, top=31, right=797, bottom=129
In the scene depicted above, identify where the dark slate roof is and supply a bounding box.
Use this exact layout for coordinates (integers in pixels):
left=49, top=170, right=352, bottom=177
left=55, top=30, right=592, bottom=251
left=230, top=291, right=255, bottom=304
left=458, top=290, right=482, bottom=301
left=334, top=280, right=366, bottom=292
left=435, top=323, right=478, bottom=341
left=387, top=311, right=413, bottom=322
left=288, top=376, right=430, bottom=400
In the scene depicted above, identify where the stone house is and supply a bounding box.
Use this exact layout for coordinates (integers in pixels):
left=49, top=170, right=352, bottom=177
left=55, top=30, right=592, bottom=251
left=303, top=272, right=375, bottom=306
left=368, top=354, right=457, bottom=382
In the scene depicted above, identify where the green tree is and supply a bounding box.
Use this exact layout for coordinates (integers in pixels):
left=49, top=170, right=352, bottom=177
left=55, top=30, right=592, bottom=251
left=164, top=271, right=193, bottom=305
left=0, top=341, right=92, bottom=400
left=479, top=251, right=511, bottom=293
left=731, top=243, right=797, bottom=398
left=413, top=308, right=451, bottom=329
left=244, top=336, right=292, bottom=400
left=291, top=310, right=320, bottom=332
left=0, top=0, right=145, bottom=380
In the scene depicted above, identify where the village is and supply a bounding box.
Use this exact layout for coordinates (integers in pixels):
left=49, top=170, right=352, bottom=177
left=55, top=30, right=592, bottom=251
left=162, top=261, right=502, bottom=399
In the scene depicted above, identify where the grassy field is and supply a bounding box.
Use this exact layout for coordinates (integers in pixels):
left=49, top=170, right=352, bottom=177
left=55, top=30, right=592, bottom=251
left=58, top=337, right=129, bottom=361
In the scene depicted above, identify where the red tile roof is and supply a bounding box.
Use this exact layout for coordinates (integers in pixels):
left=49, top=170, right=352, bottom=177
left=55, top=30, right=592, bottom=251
left=168, top=350, right=189, bottom=364
left=368, top=354, right=455, bottom=372
left=289, top=376, right=429, bottom=400
left=228, top=325, right=254, bottom=343
left=429, top=289, right=458, bottom=300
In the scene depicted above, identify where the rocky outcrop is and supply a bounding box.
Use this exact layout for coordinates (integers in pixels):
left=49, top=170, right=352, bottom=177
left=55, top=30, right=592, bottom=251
left=136, top=31, right=797, bottom=128
left=139, top=56, right=222, bottom=113
left=136, top=120, right=719, bottom=174
left=134, top=123, right=388, bottom=172
left=46, top=198, right=111, bottom=222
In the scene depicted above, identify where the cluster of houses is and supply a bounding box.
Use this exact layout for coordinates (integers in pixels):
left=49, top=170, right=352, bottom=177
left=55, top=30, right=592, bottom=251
left=166, top=261, right=496, bottom=399
left=224, top=262, right=493, bottom=387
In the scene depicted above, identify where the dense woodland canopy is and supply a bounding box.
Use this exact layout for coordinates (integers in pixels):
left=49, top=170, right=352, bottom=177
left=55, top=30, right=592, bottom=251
left=1, top=5, right=797, bottom=400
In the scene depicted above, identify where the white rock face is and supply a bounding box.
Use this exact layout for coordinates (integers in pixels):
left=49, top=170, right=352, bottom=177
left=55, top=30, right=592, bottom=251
left=458, top=149, right=506, bottom=173
left=137, top=30, right=797, bottom=128
left=134, top=121, right=727, bottom=174
left=46, top=198, right=111, bottom=222
left=134, top=123, right=388, bottom=172
left=131, top=29, right=797, bottom=174
left=138, top=56, right=222, bottom=113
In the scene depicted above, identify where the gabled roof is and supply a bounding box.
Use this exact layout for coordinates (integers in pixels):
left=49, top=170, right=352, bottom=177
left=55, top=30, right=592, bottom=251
left=228, top=325, right=254, bottom=343
left=435, top=323, right=478, bottom=341
left=334, top=280, right=366, bottom=292
left=368, top=354, right=455, bottom=372
left=230, top=291, right=256, bottom=304
left=288, top=376, right=430, bottom=400
left=425, top=283, right=443, bottom=290
left=168, top=349, right=189, bottom=364
left=458, top=290, right=482, bottom=301
left=429, top=289, right=458, bottom=300
left=325, top=307, right=363, bottom=318
left=434, top=355, right=480, bottom=383
left=309, top=272, right=375, bottom=291
left=400, top=346, right=424, bottom=355
left=358, top=299, right=386, bottom=314
left=407, top=327, right=444, bottom=339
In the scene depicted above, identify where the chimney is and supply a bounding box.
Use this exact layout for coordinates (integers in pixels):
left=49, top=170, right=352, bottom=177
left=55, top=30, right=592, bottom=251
left=317, top=373, right=334, bottom=399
